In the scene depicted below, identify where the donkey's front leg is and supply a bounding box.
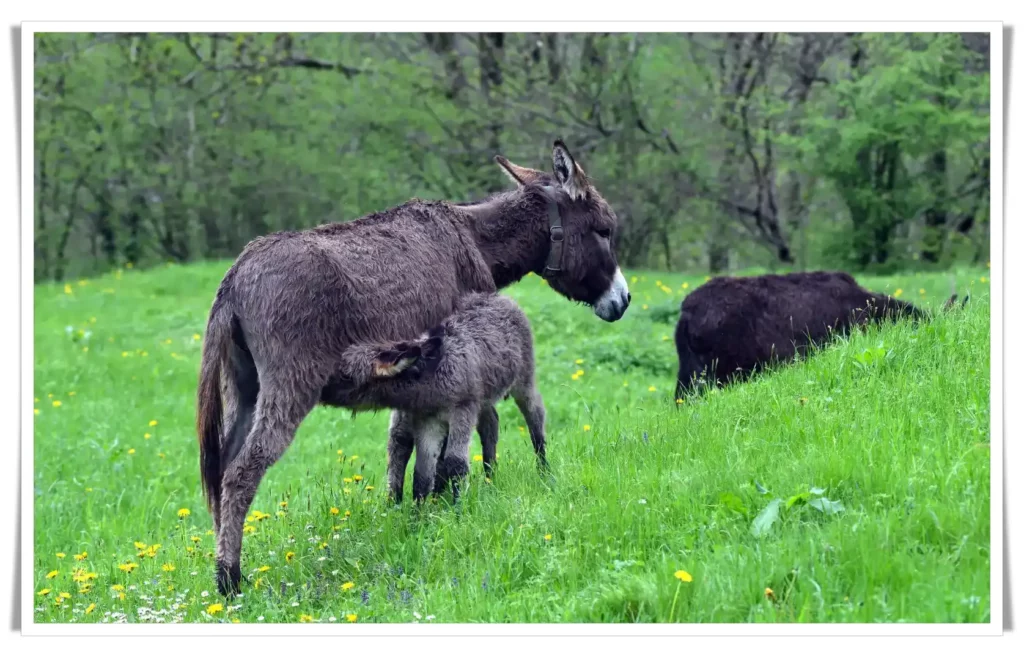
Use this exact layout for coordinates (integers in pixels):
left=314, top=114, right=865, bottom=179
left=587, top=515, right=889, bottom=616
left=439, top=404, right=479, bottom=504
left=386, top=411, right=416, bottom=504
left=411, top=417, right=446, bottom=503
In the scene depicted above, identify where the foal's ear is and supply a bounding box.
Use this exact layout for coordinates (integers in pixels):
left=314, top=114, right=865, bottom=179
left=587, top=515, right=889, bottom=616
left=552, top=139, right=588, bottom=201
left=495, top=155, right=543, bottom=187
left=371, top=342, right=421, bottom=378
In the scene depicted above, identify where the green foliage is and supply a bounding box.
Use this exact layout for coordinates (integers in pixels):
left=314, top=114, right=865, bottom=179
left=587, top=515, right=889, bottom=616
left=32, top=264, right=991, bottom=622
left=33, top=32, right=990, bottom=281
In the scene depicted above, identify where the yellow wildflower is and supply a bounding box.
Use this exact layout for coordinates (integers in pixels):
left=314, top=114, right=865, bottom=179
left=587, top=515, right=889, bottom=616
left=981, top=276, right=988, bottom=283
left=765, top=587, right=775, bottom=599
left=365, top=486, right=374, bottom=491
left=161, top=563, right=175, bottom=572
left=118, top=563, right=137, bottom=573
left=58, top=592, right=72, bottom=601
left=74, top=552, right=87, bottom=561
left=279, top=500, right=288, bottom=508
left=682, top=282, right=689, bottom=289
left=149, top=420, right=158, bottom=426
left=544, top=534, right=552, bottom=541
left=257, top=565, right=271, bottom=572
left=341, top=581, right=355, bottom=591
left=353, top=474, right=363, bottom=482
left=642, top=304, right=648, bottom=310
left=243, top=524, right=255, bottom=535
left=674, top=570, right=693, bottom=583
left=56, top=552, right=66, bottom=559
left=346, top=614, right=358, bottom=623
left=127, top=449, right=135, bottom=455
left=894, top=288, right=903, bottom=298
left=299, top=614, right=314, bottom=623
left=64, top=284, right=73, bottom=295
left=34, top=409, right=39, bottom=415
left=52, top=400, right=62, bottom=408
left=207, top=603, right=224, bottom=615
left=193, top=333, right=201, bottom=340
left=38, top=589, right=51, bottom=596
left=286, top=551, right=296, bottom=562
left=177, top=508, right=191, bottom=518
left=144, top=433, right=151, bottom=439
left=583, top=425, right=591, bottom=432
left=110, top=584, right=125, bottom=591
left=648, top=386, right=656, bottom=392
left=473, top=454, right=483, bottom=462
left=46, top=570, right=58, bottom=579
left=85, top=603, right=96, bottom=614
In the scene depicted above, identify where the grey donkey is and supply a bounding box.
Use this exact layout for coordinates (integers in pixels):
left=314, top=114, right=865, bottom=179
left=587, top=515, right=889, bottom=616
left=197, top=139, right=629, bottom=596
left=335, top=292, right=546, bottom=503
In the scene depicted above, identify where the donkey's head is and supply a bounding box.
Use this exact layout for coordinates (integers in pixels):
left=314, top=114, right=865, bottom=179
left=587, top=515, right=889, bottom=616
left=495, top=140, right=630, bottom=322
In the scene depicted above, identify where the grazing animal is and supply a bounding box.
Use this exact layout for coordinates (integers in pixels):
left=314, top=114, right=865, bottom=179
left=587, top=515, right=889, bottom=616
left=333, top=292, right=545, bottom=504
left=196, top=140, right=629, bottom=596
left=674, top=271, right=963, bottom=398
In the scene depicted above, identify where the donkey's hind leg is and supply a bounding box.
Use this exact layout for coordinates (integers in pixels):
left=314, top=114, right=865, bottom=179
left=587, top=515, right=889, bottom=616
left=513, top=386, right=548, bottom=471
left=412, top=417, right=446, bottom=503
left=216, top=342, right=260, bottom=530
left=477, top=405, right=499, bottom=479
left=216, top=382, right=317, bottom=596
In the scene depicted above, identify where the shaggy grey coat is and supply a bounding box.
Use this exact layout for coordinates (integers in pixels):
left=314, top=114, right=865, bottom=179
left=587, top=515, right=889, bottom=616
left=334, top=293, right=545, bottom=503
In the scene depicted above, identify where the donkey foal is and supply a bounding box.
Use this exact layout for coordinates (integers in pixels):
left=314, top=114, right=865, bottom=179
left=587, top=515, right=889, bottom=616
left=338, top=293, right=547, bottom=503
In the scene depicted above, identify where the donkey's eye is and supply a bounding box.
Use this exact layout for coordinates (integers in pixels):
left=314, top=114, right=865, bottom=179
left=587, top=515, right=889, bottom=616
left=596, top=228, right=612, bottom=239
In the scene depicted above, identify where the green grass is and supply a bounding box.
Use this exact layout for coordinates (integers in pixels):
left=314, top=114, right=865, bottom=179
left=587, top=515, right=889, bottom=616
left=32, top=263, right=991, bottom=624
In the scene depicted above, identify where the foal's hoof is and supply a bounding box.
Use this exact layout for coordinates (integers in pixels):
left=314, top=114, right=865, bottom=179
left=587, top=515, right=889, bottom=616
left=216, top=561, right=242, bottom=597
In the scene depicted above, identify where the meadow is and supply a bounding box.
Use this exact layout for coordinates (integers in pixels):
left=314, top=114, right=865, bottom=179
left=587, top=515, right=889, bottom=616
left=32, top=262, right=991, bottom=624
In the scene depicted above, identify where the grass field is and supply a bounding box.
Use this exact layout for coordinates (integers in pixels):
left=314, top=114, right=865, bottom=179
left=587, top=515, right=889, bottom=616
left=31, top=262, right=991, bottom=624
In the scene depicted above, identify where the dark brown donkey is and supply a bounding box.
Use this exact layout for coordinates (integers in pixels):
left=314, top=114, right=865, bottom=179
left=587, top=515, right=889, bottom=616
left=197, top=140, right=630, bottom=596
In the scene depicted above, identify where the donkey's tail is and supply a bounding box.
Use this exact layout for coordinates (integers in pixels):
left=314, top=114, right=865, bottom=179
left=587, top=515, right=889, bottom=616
left=196, top=297, right=231, bottom=515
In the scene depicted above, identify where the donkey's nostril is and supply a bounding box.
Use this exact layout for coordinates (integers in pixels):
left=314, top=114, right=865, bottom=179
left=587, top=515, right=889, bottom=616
left=626, top=293, right=632, bottom=304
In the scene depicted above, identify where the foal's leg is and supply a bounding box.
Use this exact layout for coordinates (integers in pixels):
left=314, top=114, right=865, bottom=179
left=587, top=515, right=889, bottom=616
left=216, top=384, right=317, bottom=596
left=477, top=405, right=500, bottom=479
left=513, top=386, right=548, bottom=471
left=386, top=411, right=416, bottom=504
left=411, top=417, right=446, bottom=503
left=438, top=404, right=479, bottom=504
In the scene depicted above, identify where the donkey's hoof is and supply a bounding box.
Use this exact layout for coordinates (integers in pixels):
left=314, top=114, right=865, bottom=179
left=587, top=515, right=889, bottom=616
left=216, top=561, right=242, bottom=597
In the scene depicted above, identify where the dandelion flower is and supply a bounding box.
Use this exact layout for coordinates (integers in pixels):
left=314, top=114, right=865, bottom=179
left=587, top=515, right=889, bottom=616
left=353, top=474, right=364, bottom=482
left=33, top=409, right=39, bottom=415
left=144, top=433, right=151, bottom=439
left=341, top=581, right=355, bottom=591
left=641, top=304, right=648, bottom=310
left=85, top=603, right=96, bottom=614
left=177, top=508, right=191, bottom=519
left=64, top=284, right=73, bottom=295
left=134, top=541, right=147, bottom=550
left=674, top=570, right=693, bottom=583
left=343, top=477, right=353, bottom=484
left=52, top=400, right=62, bottom=408
left=162, top=564, right=175, bottom=572
left=207, top=603, right=224, bottom=615
left=330, top=507, right=340, bottom=515
left=299, top=614, right=314, bottom=623
left=473, top=454, right=483, bottom=462
left=127, top=448, right=135, bottom=455
left=257, top=565, right=271, bottom=573
left=583, top=425, right=591, bottom=432
left=346, top=613, right=358, bottom=623
left=648, top=385, right=656, bottom=392
left=894, top=288, right=903, bottom=298
left=110, top=584, right=125, bottom=592
left=981, top=276, right=988, bottom=283
left=73, top=552, right=87, bottom=561
left=46, top=570, right=58, bottom=579
left=193, top=333, right=201, bottom=341
left=37, top=588, right=51, bottom=596
left=279, top=500, right=288, bottom=508
left=118, top=563, right=137, bottom=573
left=344, top=510, right=351, bottom=517
left=919, top=288, right=926, bottom=295
left=190, top=536, right=201, bottom=544
left=765, top=587, right=774, bottom=599
left=286, top=551, right=296, bottom=562
left=56, top=552, right=66, bottom=559
left=682, top=282, right=689, bottom=290
left=365, top=486, right=374, bottom=491
left=243, top=524, right=256, bottom=535
left=544, top=534, right=552, bottom=541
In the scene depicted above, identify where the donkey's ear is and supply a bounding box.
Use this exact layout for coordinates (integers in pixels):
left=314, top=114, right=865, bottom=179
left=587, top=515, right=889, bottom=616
left=495, top=155, right=543, bottom=187
left=372, top=343, right=421, bottom=378
left=552, top=139, right=588, bottom=200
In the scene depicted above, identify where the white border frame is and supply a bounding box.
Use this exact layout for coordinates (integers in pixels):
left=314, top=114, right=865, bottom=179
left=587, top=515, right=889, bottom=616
left=19, top=20, right=1004, bottom=637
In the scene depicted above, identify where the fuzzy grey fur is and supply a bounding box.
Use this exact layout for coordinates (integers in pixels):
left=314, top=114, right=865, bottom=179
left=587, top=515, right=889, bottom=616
left=195, top=140, right=627, bottom=596
left=334, top=293, right=546, bottom=503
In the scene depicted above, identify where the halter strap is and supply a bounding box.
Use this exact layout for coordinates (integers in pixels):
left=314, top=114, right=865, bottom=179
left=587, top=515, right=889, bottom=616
left=541, top=189, right=564, bottom=278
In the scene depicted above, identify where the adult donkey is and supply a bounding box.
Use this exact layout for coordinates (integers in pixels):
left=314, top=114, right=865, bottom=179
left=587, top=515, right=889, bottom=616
left=197, top=140, right=630, bottom=595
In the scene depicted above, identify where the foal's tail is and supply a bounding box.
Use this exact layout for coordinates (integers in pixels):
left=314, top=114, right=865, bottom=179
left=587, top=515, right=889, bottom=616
left=338, top=325, right=447, bottom=383
left=196, top=297, right=232, bottom=515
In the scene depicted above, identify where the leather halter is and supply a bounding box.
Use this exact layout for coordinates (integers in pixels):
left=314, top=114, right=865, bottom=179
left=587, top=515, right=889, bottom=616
left=541, top=188, right=564, bottom=279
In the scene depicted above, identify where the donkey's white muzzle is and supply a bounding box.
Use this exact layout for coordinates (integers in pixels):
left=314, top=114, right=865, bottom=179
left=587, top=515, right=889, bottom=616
left=594, top=268, right=630, bottom=322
